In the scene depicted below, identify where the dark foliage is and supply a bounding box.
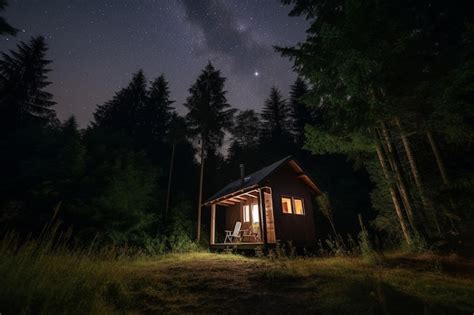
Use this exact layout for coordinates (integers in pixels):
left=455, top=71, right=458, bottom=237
left=0, top=0, right=17, bottom=36
left=0, top=36, right=55, bottom=130
left=290, top=77, right=314, bottom=146
left=5, top=0, right=471, bottom=252
left=280, top=0, right=474, bottom=249
left=184, top=62, right=236, bottom=153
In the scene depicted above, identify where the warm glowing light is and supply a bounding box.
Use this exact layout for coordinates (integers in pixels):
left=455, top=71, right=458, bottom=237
left=243, top=205, right=250, bottom=222
left=251, top=204, right=260, bottom=223
left=294, top=198, right=304, bottom=215
left=281, top=197, right=292, bottom=214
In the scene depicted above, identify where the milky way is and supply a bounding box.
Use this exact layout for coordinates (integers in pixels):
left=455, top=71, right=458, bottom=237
left=0, top=0, right=308, bottom=126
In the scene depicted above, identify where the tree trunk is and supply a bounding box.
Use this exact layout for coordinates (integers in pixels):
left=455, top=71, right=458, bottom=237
left=427, top=129, right=459, bottom=234
left=379, top=123, right=417, bottom=233
left=165, top=139, right=176, bottom=217
left=375, top=141, right=412, bottom=244
left=395, top=117, right=441, bottom=236
left=426, top=129, right=449, bottom=185
left=196, top=136, right=205, bottom=242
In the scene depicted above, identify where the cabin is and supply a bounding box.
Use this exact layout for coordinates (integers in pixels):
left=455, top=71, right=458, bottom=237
left=204, top=156, right=322, bottom=250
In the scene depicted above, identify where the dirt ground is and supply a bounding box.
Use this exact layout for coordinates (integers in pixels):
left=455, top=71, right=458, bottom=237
left=121, top=252, right=474, bottom=314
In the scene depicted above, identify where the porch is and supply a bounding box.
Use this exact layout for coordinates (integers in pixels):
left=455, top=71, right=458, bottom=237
left=209, top=187, right=276, bottom=248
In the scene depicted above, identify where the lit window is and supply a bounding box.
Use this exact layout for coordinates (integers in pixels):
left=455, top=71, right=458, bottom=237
left=251, top=204, right=260, bottom=223
left=243, top=205, right=250, bottom=222
left=294, top=198, right=304, bottom=215
left=281, top=197, right=292, bottom=214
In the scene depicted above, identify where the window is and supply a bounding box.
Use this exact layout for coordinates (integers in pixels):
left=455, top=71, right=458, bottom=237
left=251, top=204, right=260, bottom=223
left=281, top=196, right=305, bottom=215
left=294, top=198, right=305, bottom=215
left=243, top=205, right=250, bottom=222
left=281, top=197, right=293, bottom=214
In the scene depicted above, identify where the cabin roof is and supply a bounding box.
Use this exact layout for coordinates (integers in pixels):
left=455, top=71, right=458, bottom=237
left=204, top=156, right=321, bottom=205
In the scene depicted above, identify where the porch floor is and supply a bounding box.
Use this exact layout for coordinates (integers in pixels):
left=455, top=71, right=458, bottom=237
left=210, top=242, right=264, bottom=249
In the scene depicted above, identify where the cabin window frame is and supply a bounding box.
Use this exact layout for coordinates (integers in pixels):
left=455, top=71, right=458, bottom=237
left=280, top=195, right=305, bottom=216
left=251, top=203, right=260, bottom=223
left=242, top=204, right=251, bottom=223
left=281, top=196, right=293, bottom=214
left=293, top=197, right=305, bottom=215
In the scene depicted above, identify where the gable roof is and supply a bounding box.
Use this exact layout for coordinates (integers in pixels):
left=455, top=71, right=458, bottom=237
left=204, top=156, right=321, bottom=206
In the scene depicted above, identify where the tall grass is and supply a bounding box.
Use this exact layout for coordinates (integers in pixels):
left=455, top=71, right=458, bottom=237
left=0, top=225, right=131, bottom=314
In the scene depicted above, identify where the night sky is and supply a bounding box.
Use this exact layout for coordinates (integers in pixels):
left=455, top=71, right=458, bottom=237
left=0, top=0, right=308, bottom=126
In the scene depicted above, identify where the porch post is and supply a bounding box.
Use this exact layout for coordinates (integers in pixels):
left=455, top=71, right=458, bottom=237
left=258, top=188, right=268, bottom=245
left=210, top=203, right=216, bottom=245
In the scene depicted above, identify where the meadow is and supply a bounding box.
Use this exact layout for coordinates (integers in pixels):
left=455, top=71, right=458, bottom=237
left=1, top=233, right=473, bottom=314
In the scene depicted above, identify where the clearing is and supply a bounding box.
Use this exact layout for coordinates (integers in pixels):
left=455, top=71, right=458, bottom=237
left=120, top=252, right=474, bottom=314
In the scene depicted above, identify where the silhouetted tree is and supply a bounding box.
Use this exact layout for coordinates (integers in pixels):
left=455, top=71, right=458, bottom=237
left=51, top=116, right=85, bottom=201
left=260, top=86, right=294, bottom=158
left=0, top=36, right=55, bottom=129
left=143, top=74, right=174, bottom=146
left=231, top=109, right=261, bottom=149
left=0, top=0, right=17, bottom=36
left=227, top=109, right=262, bottom=174
left=280, top=0, right=474, bottom=245
left=261, top=87, right=290, bottom=137
left=93, top=70, right=147, bottom=138
left=289, top=77, right=313, bottom=147
left=165, top=113, right=187, bottom=215
left=0, top=36, right=58, bottom=232
left=184, top=62, right=235, bottom=242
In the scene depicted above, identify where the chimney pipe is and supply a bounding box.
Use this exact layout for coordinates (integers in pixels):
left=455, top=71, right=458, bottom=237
left=240, top=164, right=245, bottom=186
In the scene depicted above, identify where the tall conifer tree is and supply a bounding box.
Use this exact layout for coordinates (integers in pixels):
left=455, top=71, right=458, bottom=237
left=145, top=74, right=174, bottom=144
left=0, top=36, right=55, bottom=128
left=184, top=62, right=235, bottom=241
left=93, top=70, right=147, bottom=135
left=289, top=77, right=313, bottom=146
left=261, top=87, right=291, bottom=138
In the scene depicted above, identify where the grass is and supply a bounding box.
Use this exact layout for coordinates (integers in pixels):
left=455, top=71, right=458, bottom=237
left=1, top=235, right=473, bottom=314
left=0, top=229, right=131, bottom=314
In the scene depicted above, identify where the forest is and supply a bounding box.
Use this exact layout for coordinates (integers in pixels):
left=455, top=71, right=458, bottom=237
left=1, top=0, right=473, bottom=314
left=0, top=12, right=371, bottom=251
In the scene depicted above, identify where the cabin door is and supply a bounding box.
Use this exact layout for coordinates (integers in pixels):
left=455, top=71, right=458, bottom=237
left=264, top=191, right=276, bottom=243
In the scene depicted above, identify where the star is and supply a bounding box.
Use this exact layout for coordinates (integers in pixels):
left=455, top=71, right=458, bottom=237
left=0, top=0, right=308, bottom=125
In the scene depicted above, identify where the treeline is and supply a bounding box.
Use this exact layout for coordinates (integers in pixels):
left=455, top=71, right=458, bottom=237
left=280, top=0, right=474, bottom=249
left=4, top=0, right=472, bottom=251
left=0, top=23, right=369, bottom=246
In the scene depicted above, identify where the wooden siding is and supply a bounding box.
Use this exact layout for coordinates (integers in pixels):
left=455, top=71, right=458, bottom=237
left=265, top=164, right=317, bottom=245
left=263, top=190, right=276, bottom=243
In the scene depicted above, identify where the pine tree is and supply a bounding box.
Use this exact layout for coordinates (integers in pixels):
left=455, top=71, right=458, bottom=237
left=165, top=113, right=187, bottom=215
left=280, top=0, right=474, bottom=244
left=230, top=109, right=260, bottom=149
left=0, top=36, right=55, bottom=129
left=184, top=62, right=235, bottom=242
left=42, top=115, right=86, bottom=209
left=227, top=109, right=262, bottom=174
left=145, top=74, right=174, bottom=143
left=289, top=77, right=313, bottom=146
left=261, top=87, right=291, bottom=138
left=56, top=116, right=85, bottom=181
left=0, top=0, right=17, bottom=36
left=260, top=86, right=294, bottom=159
left=93, top=70, right=148, bottom=135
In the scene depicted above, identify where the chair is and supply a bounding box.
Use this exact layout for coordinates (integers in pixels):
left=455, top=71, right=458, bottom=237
left=242, top=223, right=261, bottom=242
left=224, top=221, right=242, bottom=243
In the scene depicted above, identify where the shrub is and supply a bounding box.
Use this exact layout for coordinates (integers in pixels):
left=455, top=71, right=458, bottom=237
left=358, top=215, right=377, bottom=263
left=268, top=240, right=297, bottom=260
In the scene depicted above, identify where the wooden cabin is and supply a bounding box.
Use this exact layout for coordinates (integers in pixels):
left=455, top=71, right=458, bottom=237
left=204, top=156, right=322, bottom=249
